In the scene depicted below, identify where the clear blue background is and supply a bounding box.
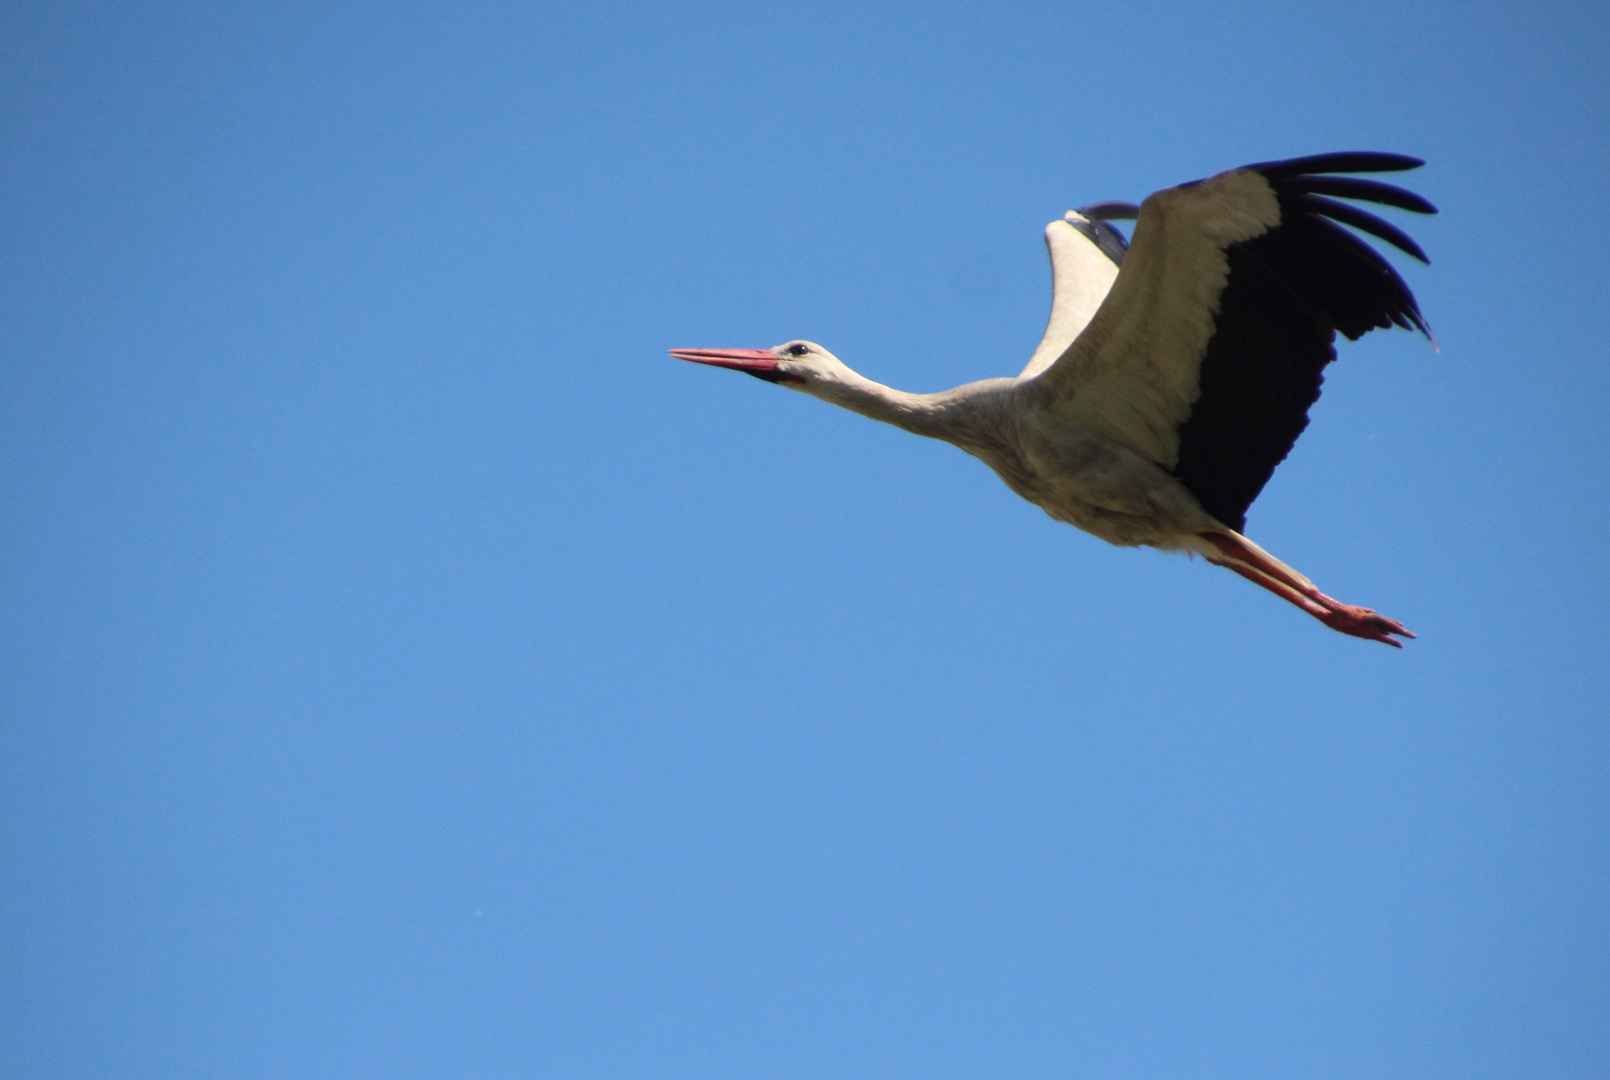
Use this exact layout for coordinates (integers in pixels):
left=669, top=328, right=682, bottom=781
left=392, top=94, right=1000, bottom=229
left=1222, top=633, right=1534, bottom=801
left=2, top=1, right=1606, bottom=1077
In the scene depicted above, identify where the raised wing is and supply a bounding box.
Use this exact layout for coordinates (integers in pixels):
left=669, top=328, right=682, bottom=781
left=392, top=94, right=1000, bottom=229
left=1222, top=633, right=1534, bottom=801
left=1017, top=210, right=1129, bottom=379
left=1031, top=152, right=1435, bottom=532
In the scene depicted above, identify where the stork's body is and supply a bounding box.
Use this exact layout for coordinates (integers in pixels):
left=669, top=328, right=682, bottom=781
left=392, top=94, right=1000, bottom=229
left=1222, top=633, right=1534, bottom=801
left=674, top=153, right=1436, bottom=646
left=777, top=369, right=1205, bottom=546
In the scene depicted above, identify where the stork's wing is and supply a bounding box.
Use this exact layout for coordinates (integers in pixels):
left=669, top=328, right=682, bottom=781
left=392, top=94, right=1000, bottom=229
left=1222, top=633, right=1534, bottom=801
left=1017, top=210, right=1129, bottom=379
left=1031, top=152, right=1435, bottom=532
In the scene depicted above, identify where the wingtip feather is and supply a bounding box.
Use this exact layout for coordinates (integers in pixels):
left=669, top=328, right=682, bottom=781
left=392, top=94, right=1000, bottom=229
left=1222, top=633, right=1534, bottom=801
left=1251, top=151, right=1426, bottom=179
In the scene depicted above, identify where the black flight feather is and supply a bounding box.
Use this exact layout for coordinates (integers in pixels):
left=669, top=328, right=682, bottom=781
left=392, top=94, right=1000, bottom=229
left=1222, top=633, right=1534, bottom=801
left=1064, top=214, right=1131, bottom=266
left=1247, top=151, right=1424, bottom=178
left=1296, top=194, right=1430, bottom=262
left=1287, top=176, right=1437, bottom=215
left=1168, top=153, right=1435, bottom=533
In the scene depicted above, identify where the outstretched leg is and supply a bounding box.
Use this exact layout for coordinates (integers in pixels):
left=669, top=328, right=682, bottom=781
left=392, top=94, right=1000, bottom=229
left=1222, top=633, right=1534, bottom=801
left=1192, top=531, right=1415, bottom=647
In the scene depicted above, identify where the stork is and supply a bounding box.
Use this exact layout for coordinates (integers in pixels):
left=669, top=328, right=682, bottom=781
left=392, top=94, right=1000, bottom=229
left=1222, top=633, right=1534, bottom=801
left=673, top=153, right=1436, bottom=646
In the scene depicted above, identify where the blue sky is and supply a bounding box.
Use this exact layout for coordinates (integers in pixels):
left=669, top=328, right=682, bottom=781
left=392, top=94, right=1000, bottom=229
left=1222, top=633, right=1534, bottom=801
left=2, top=1, right=1606, bottom=1077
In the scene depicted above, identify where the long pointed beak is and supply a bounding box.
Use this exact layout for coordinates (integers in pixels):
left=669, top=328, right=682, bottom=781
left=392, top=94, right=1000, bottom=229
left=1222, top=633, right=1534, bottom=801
left=669, top=347, right=802, bottom=384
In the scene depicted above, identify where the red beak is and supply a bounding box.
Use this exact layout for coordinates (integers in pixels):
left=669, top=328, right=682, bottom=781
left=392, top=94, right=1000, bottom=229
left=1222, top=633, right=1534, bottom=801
left=669, top=347, right=803, bottom=384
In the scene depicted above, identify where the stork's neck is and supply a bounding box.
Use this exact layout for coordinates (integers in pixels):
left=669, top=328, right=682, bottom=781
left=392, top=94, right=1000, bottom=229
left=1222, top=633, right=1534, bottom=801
left=806, top=367, right=1014, bottom=447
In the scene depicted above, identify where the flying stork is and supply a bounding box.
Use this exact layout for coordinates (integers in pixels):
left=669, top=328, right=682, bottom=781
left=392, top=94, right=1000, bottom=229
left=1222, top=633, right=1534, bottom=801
left=672, top=152, right=1436, bottom=646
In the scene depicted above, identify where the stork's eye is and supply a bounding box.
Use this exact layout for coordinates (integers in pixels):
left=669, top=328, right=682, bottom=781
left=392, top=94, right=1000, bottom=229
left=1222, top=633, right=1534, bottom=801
left=786, top=343, right=810, bottom=356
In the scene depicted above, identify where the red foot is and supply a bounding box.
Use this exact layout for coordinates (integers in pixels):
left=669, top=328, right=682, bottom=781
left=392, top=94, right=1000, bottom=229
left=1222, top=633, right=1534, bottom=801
left=1315, top=604, right=1416, bottom=648
left=1198, top=532, right=1415, bottom=647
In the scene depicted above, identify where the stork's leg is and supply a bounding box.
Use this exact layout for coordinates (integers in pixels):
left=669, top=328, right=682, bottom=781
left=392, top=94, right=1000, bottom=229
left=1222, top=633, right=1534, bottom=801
left=1196, top=531, right=1415, bottom=647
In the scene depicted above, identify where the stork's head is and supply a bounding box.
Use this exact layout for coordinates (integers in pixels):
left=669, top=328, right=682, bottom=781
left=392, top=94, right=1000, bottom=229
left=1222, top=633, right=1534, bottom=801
left=669, top=340, right=848, bottom=392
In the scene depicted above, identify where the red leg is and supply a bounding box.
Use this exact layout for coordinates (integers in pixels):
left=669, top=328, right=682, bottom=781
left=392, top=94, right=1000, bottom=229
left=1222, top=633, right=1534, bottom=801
left=1198, top=531, right=1414, bottom=647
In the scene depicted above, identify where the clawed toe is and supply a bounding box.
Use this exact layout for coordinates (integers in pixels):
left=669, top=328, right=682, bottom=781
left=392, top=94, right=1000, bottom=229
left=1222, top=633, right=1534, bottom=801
left=1318, top=604, right=1415, bottom=647
left=1196, top=532, right=1415, bottom=647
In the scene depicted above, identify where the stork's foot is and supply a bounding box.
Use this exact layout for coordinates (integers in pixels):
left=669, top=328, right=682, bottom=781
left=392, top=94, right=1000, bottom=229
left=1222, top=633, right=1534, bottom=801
left=1313, top=601, right=1415, bottom=648
left=1197, top=531, right=1415, bottom=648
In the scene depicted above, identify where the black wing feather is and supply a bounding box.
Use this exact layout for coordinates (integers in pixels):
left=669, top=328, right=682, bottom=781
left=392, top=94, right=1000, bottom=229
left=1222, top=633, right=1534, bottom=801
left=1297, top=194, right=1429, bottom=262
left=1247, top=151, right=1424, bottom=178
left=1289, top=176, right=1437, bottom=214
left=1168, top=153, right=1434, bottom=533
